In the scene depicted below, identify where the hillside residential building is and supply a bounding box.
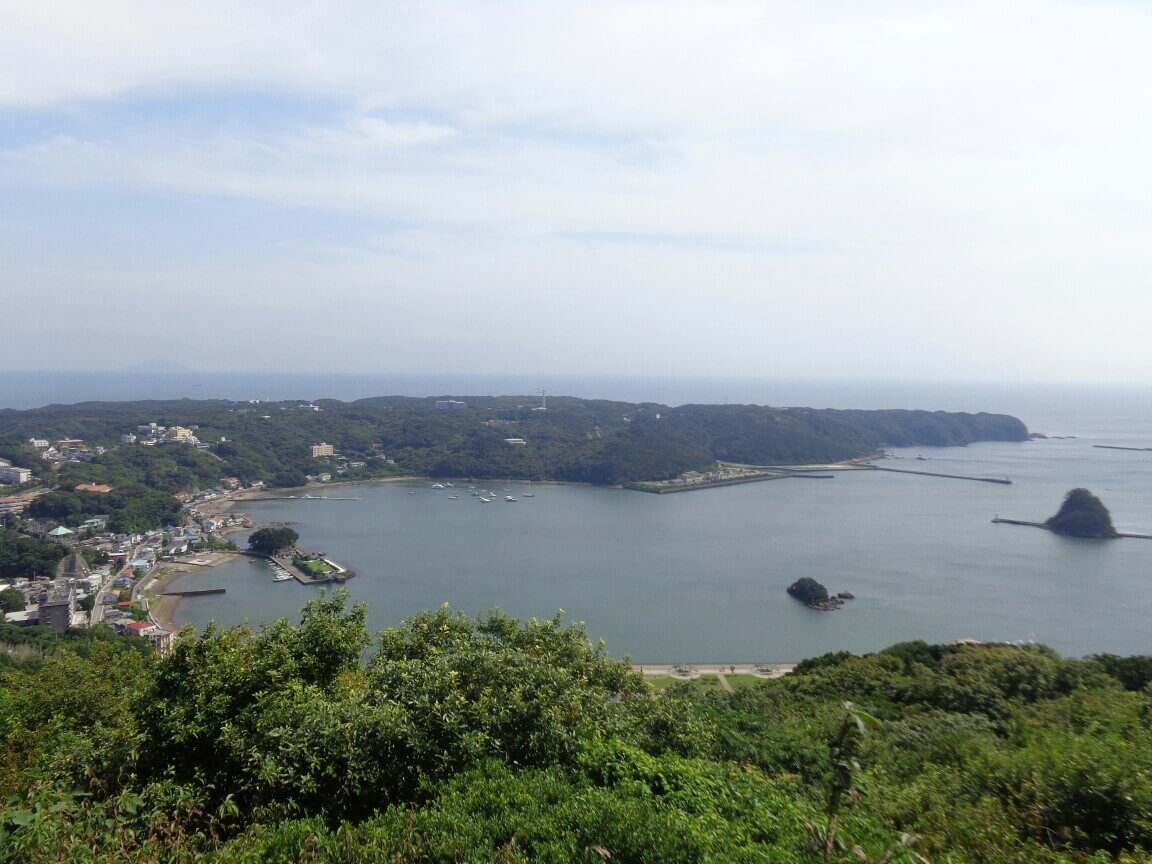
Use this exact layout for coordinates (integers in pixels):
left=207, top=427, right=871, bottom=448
left=123, top=619, right=175, bottom=653
left=0, top=491, right=44, bottom=515
left=38, top=582, right=76, bottom=631
left=0, top=466, right=32, bottom=484
left=311, top=442, right=335, bottom=458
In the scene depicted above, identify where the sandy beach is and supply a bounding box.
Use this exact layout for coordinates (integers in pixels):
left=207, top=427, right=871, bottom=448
left=140, top=551, right=246, bottom=631
left=633, top=663, right=796, bottom=679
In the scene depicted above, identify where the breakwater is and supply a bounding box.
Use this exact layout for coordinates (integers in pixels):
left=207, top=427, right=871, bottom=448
left=992, top=517, right=1152, bottom=540
left=162, top=587, right=226, bottom=597
left=628, top=471, right=834, bottom=494
left=871, top=466, right=1012, bottom=484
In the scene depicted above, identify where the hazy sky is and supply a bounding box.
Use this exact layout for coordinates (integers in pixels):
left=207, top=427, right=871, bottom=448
left=3, top=2, right=1150, bottom=383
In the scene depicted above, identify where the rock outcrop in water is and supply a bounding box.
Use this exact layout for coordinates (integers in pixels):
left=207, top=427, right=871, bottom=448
left=1045, top=488, right=1118, bottom=539
left=787, top=577, right=844, bottom=611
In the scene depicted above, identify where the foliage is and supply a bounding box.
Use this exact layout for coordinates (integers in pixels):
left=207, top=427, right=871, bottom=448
left=247, top=526, right=299, bottom=554
left=0, top=589, right=25, bottom=614
left=28, top=485, right=182, bottom=534
left=0, top=530, right=67, bottom=580
left=2, top=601, right=1151, bottom=863
left=788, top=576, right=830, bottom=606
left=1045, top=488, right=1118, bottom=538
left=0, top=395, right=1029, bottom=490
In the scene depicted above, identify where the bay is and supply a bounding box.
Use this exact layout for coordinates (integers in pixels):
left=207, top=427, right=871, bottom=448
left=170, top=430, right=1152, bottom=662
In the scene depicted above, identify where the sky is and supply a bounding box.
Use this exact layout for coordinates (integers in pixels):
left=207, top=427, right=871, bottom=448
left=2, top=1, right=1151, bottom=384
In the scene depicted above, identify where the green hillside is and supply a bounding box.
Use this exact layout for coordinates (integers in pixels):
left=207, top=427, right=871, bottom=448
left=1, top=596, right=1149, bottom=863
left=0, top=396, right=1029, bottom=489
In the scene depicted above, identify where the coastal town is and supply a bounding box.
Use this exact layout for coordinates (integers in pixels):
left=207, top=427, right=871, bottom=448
left=0, top=421, right=324, bottom=653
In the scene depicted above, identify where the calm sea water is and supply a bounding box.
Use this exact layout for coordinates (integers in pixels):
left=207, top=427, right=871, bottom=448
left=167, top=390, right=1152, bottom=661
left=6, top=371, right=1149, bottom=661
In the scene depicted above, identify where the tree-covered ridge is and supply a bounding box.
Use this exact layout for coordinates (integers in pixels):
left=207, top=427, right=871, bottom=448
left=0, top=395, right=1029, bottom=489
left=1, top=597, right=1151, bottom=863
left=1045, top=488, right=1118, bottom=538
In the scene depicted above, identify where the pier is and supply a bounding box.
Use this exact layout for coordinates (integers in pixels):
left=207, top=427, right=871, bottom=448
left=1094, top=445, right=1152, bottom=452
left=162, top=587, right=226, bottom=597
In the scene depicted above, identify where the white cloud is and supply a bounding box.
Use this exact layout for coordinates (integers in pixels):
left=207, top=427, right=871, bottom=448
left=2, top=2, right=1152, bottom=382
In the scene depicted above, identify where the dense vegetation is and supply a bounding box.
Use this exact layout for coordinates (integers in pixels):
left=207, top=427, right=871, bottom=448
left=247, top=526, right=299, bottom=554
left=1045, top=488, right=1118, bottom=539
left=787, top=577, right=830, bottom=606
left=0, top=396, right=1029, bottom=489
left=1, top=596, right=1150, bottom=863
left=0, top=530, right=67, bottom=580
left=27, top=485, right=182, bottom=534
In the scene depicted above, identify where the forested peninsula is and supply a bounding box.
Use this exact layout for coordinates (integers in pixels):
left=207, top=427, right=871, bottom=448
left=0, top=395, right=1028, bottom=490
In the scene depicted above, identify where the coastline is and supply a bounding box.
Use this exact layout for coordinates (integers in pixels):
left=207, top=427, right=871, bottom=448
left=140, top=550, right=247, bottom=631
left=170, top=457, right=881, bottom=635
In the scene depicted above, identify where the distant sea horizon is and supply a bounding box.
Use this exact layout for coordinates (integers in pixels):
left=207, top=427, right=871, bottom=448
left=3, top=369, right=1151, bottom=434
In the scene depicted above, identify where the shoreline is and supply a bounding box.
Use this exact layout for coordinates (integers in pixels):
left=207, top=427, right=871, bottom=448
left=141, top=551, right=247, bottom=631
left=634, top=663, right=796, bottom=679
left=171, top=457, right=882, bottom=635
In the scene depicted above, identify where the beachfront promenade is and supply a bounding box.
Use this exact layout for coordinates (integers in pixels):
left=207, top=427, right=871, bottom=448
left=634, top=663, right=796, bottom=678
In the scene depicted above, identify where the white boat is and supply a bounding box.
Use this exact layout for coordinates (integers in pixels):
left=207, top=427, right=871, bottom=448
left=448, top=494, right=459, bottom=500
left=445, top=481, right=454, bottom=487
left=479, top=497, right=492, bottom=502
left=432, top=483, right=445, bottom=489
left=272, top=571, right=293, bottom=582
left=505, top=495, right=517, bottom=502
left=523, top=481, right=535, bottom=498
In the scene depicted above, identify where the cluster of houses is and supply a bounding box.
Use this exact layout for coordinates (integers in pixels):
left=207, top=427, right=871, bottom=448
left=1, top=505, right=252, bottom=653
left=122, top=422, right=209, bottom=449
left=309, top=442, right=370, bottom=483
left=0, top=420, right=286, bottom=653
left=1, top=551, right=172, bottom=652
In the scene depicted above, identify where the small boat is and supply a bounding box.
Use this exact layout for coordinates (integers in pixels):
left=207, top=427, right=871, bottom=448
left=432, top=483, right=445, bottom=489
left=470, top=491, right=479, bottom=496
left=478, top=497, right=492, bottom=502
left=448, top=494, right=459, bottom=500
left=272, top=571, right=293, bottom=582
left=407, top=490, right=415, bottom=495
left=505, top=495, right=517, bottom=502
left=523, top=481, right=535, bottom=498
left=445, top=481, right=454, bottom=487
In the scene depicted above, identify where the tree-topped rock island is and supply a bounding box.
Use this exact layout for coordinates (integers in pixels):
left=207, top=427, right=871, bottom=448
left=1045, top=488, right=1119, bottom=539
left=787, top=577, right=847, bottom=611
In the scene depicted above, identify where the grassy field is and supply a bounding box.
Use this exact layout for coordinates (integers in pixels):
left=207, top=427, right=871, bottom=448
left=645, top=673, right=769, bottom=692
